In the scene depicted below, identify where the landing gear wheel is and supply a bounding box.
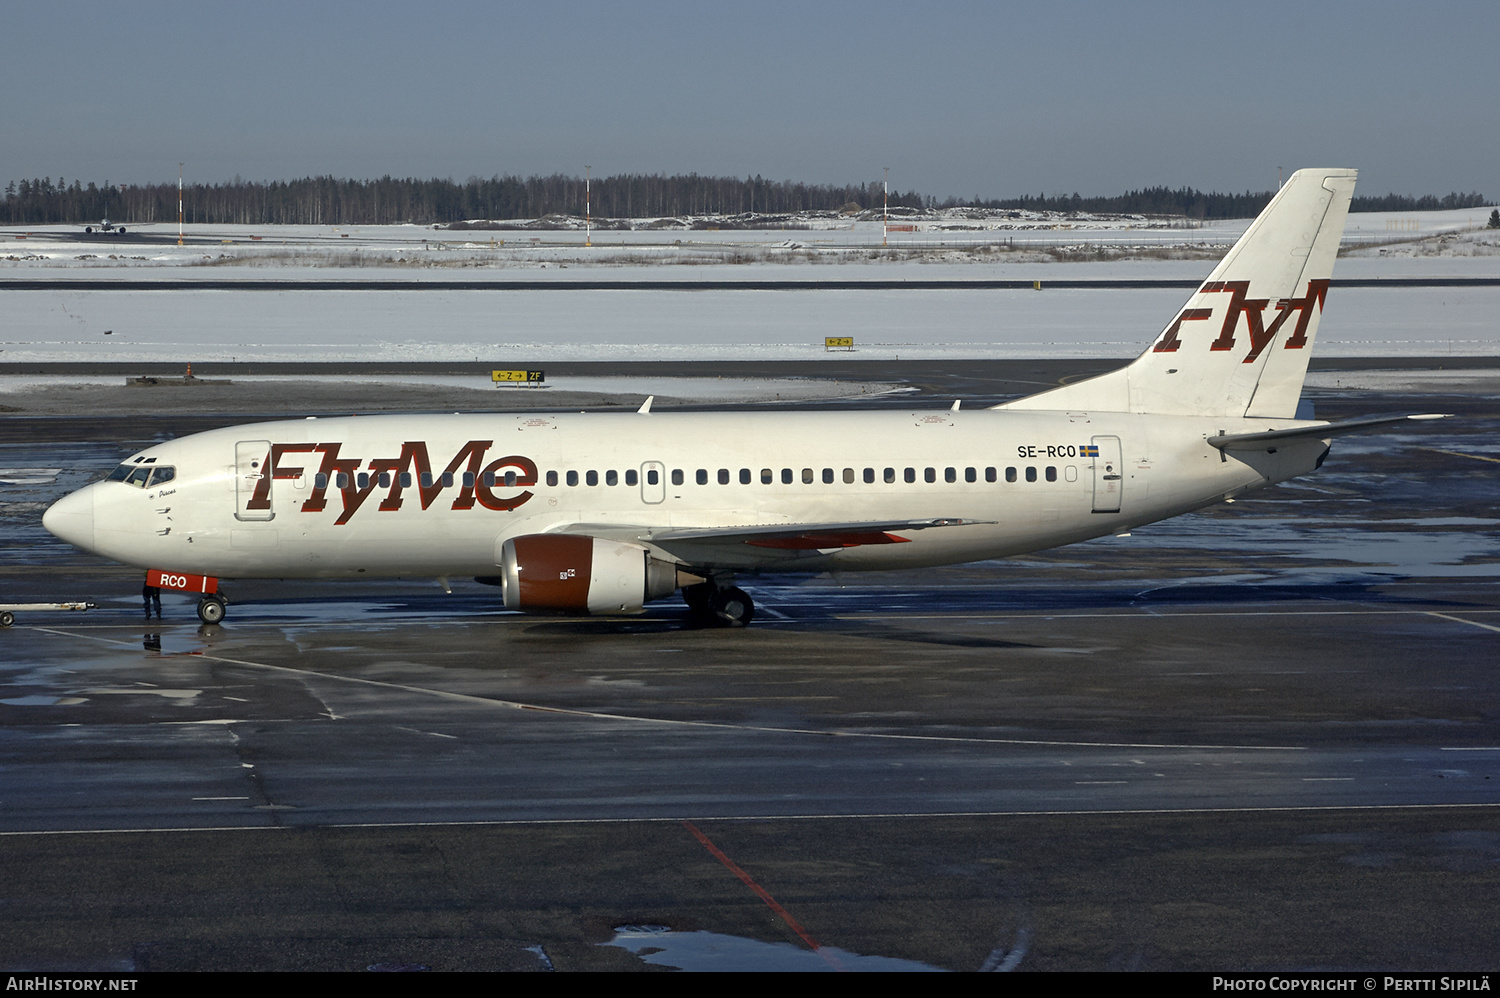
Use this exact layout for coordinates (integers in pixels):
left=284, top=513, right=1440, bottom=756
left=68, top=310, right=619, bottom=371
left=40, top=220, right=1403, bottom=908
left=0, top=610, right=13, bottom=628
left=196, top=596, right=226, bottom=624
left=710, top=586, right=755, bottom=628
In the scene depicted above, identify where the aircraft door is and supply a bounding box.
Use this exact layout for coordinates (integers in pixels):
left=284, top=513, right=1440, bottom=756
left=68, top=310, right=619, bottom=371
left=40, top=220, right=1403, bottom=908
left=235, top=440, right=275, bottom=521
left=640, top=461, right=666, bottom=504
left=1091, top=435, right=1123, bottom=514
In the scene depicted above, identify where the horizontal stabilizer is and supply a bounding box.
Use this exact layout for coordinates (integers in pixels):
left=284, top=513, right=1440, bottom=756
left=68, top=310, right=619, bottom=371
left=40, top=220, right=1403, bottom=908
left=1208, top=413, right=1451, bottom=452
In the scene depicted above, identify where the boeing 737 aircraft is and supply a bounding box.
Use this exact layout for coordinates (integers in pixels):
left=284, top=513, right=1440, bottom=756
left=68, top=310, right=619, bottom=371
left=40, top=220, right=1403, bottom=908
left=42, top=168, right=1446, bottom=626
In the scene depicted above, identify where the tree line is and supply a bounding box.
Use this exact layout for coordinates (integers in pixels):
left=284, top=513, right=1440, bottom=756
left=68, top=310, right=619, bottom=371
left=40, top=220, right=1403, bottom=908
left=1, top=173, right=1489, bottom=225
left=948, top=187, right=1492, bottom=218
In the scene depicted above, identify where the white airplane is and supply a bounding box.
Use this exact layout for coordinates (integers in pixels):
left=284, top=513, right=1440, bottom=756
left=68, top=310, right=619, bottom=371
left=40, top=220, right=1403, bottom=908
left=82, top=218, right=129, bottom=234
left=42, top=168, right=1447, bottom=626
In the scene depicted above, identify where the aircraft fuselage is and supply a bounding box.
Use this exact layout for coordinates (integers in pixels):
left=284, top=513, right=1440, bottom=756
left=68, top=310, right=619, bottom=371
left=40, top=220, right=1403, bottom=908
left=44, top=408, right=1327, bottom=581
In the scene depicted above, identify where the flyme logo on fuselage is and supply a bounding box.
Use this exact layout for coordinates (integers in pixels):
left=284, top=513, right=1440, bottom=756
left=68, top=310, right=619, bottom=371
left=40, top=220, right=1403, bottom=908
left=247, top=440, right=537, bottom=524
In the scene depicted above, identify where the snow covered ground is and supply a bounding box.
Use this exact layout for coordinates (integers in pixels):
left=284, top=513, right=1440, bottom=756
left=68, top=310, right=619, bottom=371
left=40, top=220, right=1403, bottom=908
left=2, top=281, right=1493, bottom=364
left=3, top=206, right=1494, bottom=275
left=1, top=209, right=1495, bottom=364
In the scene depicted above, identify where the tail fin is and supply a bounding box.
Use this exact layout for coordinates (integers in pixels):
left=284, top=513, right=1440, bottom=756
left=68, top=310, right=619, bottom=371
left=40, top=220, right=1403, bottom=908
left=998, top=168, right=1356, bottom=418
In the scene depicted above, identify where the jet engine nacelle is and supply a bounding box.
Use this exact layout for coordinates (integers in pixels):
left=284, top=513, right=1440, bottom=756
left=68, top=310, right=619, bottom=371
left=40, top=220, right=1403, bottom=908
left=500, top=534, right=679, bottom=614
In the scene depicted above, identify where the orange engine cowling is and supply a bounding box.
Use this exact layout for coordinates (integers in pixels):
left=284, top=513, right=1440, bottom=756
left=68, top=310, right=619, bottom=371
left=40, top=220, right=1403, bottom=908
left=500, top=534, right=680, bottom=614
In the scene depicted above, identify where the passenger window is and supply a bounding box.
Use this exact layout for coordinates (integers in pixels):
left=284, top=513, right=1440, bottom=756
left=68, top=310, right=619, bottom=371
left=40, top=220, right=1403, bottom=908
left=336, top=473, right=350, bottom=489
left=864, top=468, right=875, bottom=484
left=625, top=469, right=638, bottom=486
left=843, top=468, right=855, bottom=484
left=358, top=472, right=370, bottom=489
left=884, top=468, right=896, bottom=484
left=463, top=472, right=475, bottom=488
left=567, top=470, right=579, bottom=487
left=1046, top=466, right=1057, bottom=482
left=924, top=468, right=936, bottom=483
left=782, top=468, right=793, bottom=484
left=964, top=467, right=976, bottom=483
left=378, top=473, right=391, bottom=489
left=1026, top=467, right=1037, bottom=483
left=546, top=471, right=558, bottom=487
left=400, top=473, right=412, bottom=488
left=586, top=470, right=599, bottom=486
left=1006, top=467, right=1017, bottom=483
left=504, top=470, right=518, bottom=488
left=606, top=470, right=618, bottom=486
left=671, top=469, right=684, bottom=486
left=1065, top=466, right=1078, bottom=482
left=718, top=469, right=729, bottom=485
left=645, top=469, right=657, bottom=485
left=420, top=473, right=434, bottom=488
left=442, top=472, right=454, bottom=488
left=315, top=472, right=329, bottom=490
left=697, top=469, right=708, bottom=485
left=802, top=468, right=814, bottom=484
left=986, top=467, right=997, bottom=483
left=823, top=468, right=834, bottom=484
left=762, top=468, right=773, bottom=484
left=944, top=467, right=956, bottom=483
left=740, top=469, right=751, bottom=485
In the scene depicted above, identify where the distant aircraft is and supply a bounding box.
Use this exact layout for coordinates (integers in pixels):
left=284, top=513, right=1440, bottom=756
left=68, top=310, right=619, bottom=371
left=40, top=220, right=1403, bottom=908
left=43, top=169, right=1448, bottom=626
left=82, top=218, right=129, bottom=234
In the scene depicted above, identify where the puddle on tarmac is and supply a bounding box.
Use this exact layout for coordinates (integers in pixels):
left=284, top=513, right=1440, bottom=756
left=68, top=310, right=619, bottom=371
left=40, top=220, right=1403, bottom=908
left=601, top=924, right=944, bottom=972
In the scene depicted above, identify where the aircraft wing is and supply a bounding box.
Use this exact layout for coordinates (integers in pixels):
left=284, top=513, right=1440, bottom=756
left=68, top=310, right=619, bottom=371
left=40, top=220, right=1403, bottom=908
left=1208, top=413, right=1451, bottom=452
left=554, top=517, right=988, bottom=551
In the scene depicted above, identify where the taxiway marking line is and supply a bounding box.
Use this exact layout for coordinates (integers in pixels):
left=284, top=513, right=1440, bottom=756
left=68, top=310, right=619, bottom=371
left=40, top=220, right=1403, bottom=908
left=1423, top=447, right=1500, bottom=465
left=28, top=606, right=1500, bottom=632
left=682, top=820, right=843, bottom=971
left=22, top=624, right=1309, bottom=752
left=6, top=802, right=1500, bottom=838
left=833, top=609, right=1500, bottom=622
left=1426, top=611, right=1500, bottom=635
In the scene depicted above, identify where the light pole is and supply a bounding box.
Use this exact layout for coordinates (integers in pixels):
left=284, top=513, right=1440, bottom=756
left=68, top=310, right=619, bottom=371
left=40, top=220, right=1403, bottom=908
left=177, top=163, right=184, bottom=246
left=882, top=167, right=889, bottom=248
left=585, top=165, right=592, bottom=248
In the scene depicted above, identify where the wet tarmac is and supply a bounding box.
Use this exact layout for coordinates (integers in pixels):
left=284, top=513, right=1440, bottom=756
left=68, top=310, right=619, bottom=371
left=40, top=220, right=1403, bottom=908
left=1, top=362, right=1498, bottom=971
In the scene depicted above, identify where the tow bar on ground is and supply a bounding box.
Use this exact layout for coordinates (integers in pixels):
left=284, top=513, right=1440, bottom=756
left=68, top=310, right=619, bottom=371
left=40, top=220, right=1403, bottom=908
left=0, top=602, right=97, bottom=627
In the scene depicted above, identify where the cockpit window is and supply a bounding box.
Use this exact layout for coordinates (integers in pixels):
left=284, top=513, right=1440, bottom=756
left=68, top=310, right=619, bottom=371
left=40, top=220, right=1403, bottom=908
left=108, top=463, right=172, bottom=488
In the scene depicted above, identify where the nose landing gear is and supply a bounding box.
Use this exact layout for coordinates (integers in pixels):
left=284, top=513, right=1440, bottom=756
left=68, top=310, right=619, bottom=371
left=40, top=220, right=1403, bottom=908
left=196, top=594, right=228, bottom=624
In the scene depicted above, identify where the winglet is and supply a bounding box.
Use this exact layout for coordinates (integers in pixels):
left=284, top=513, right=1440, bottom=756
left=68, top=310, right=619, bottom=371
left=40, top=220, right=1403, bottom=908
left=637, top=396, right=654, bottom=414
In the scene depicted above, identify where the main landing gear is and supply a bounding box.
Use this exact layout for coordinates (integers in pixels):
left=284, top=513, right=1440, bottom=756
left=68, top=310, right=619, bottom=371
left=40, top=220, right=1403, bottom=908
left=196, top=594, right=228, bottom=624
left=681, top=581, right=755, bottom=628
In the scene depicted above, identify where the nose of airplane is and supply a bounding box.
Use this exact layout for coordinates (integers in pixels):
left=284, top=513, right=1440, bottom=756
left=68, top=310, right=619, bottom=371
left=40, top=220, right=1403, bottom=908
left=43, top=485, right=96, bottom=552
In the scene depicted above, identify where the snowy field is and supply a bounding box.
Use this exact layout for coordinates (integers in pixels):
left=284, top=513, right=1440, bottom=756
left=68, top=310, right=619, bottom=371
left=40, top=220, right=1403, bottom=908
left=0, top=282, right=1494, bottom=365
left=1, top=208, right=1496, bottom=364
left=3, top=206, right=1495, bottom=277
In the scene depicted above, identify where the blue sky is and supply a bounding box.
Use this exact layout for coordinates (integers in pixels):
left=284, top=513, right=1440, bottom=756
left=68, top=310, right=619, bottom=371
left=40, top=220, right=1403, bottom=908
left=4, top=0, right=1495, bottom=201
